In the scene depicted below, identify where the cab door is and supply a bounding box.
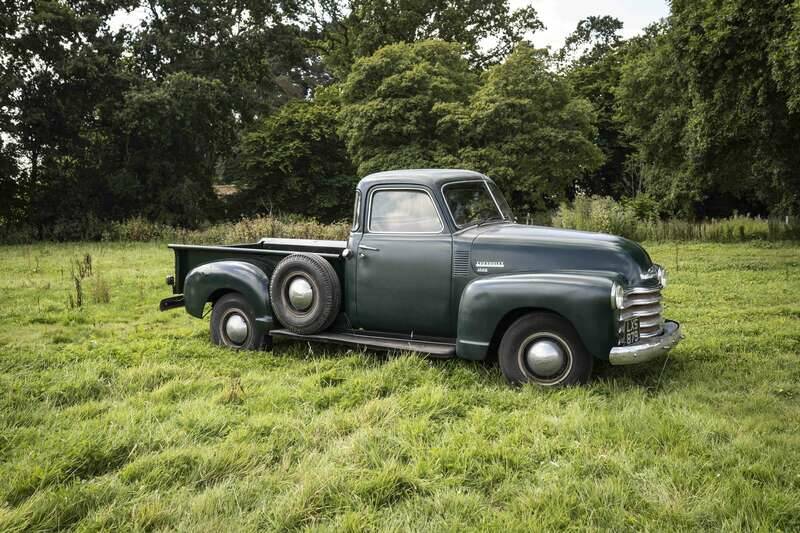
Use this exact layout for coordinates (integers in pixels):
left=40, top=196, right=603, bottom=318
left=354, top=186, right=453, bottom=338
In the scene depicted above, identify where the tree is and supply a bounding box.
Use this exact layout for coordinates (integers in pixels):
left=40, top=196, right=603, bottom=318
left=558, top=15, right=624, bottom=67
left=561, top=16, right=634, bottom=198
left=233, top=96, right=357, bottom=222
left=339, top=40, right=477, bottom=177
left=672, top=0, right=800, bottom=215
left=770, top=1, right=800, bottom=114
left=442, top=43, right=604, bottom=213
left=615, top=23, right=696, bottom=216
left=129, top=0, right=311, bottom=125
left=0, top=0, right=134, bottom=236
left=0, top=140, right=20, bottom=223
left=110, top=73, right=235, bottom=226
left=617, top=2, right=800, bottom=217
left=307, top=0, right=542, bottom=77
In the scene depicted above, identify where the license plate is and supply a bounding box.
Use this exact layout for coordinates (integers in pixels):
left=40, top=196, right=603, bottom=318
left=619, top=318, right=640, bottom=346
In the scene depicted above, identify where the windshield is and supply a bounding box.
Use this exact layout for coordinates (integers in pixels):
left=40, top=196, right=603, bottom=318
left=443, top=180, right=514, bottom=228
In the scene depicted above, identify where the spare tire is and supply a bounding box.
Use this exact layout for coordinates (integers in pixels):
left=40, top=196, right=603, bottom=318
left=269, top=253, right=341, bottom=334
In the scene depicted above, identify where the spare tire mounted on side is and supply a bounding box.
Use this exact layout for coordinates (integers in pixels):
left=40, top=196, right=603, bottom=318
left=269, top=253, right=341, bottom=334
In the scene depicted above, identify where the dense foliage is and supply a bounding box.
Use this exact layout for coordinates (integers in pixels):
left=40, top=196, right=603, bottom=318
left=2, top=0, right=799, bottom=239
left=232, top=97, right=356, bottom=222
left=442, top=43, right=602, bottom=212
left=338, top=40, right=476, bottom=176
left=615, top=1, right=800, bottom=217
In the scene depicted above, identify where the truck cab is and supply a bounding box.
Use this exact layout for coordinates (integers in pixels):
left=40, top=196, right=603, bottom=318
left=161, top=169, right=683, bottom=386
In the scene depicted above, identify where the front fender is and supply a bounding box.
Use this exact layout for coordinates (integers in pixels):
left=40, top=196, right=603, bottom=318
left=456, top=272, right=619, bottom=361
left=184, top=261, right=273, bottom=332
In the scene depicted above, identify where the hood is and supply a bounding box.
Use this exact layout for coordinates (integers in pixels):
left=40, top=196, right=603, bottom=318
left=468, top=224, right=653, bottom=284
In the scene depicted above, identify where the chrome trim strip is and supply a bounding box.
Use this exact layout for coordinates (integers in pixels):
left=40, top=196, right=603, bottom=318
left=459, top=339, right=491, bottom=346
left=351, top=190, right=362, bottom=232
left=638, top=317, right=665, bottom=329
left=624, top=286, right=662, bottom=295
left=640, top=264, right=660, bottom=280
left=609, top=321, right=683, bottom=365
left=621, top=294, right=661, bottom=308
left=619, top=304, right=663, bottom=321
left=167, top=244, right=342, bottom=258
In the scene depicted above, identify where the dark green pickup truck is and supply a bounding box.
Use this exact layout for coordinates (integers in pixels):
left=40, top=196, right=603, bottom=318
left=161, top=169, right=682, bottom=386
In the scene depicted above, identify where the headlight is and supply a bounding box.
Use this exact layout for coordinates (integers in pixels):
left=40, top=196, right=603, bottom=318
left=657, top=266, right=668, bottom=288
left=611, top=282, right=625, bottom=310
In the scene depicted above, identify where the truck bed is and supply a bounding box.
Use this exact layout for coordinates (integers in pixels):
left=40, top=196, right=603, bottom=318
left=168, top=238, right=347, bottom=294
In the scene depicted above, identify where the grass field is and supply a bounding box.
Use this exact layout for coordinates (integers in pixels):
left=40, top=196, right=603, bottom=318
left=1, top=241, right=799, bottom=531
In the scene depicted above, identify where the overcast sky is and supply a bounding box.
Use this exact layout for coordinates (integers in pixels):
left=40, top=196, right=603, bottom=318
left=519, top=0, right=670, bottom=50
left=110, top=1, right=671, bottom=52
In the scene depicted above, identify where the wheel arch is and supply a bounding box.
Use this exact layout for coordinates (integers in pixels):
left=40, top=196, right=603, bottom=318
left=208, top=288, right=235, bottom=306
left=456, top=272, right=619, bottom=361
left=183, top=261, right=273, bottom=333
left=486, top=307, right=569, bottom=362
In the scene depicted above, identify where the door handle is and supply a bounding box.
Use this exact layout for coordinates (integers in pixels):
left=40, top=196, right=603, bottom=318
left=358, top=245, right=379, bottom=252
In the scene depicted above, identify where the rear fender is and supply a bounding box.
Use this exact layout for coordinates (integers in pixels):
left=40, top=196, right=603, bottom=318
left=184, top=261, right=273, bottom=332
left=456, top=272, right=619, bottom=361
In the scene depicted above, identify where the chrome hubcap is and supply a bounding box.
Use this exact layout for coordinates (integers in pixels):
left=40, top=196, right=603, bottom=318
left=288, top=277, right=313, bottom=311
left=224, top=313, right=248, bottom=345
left=524, top=338, right=567, bottom=378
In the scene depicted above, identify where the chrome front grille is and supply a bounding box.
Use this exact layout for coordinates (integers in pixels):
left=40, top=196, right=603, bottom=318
left=620, top=286, right=664, bottom=339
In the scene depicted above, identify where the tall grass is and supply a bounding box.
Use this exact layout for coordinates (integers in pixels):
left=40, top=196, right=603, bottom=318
left=2, top=199, right=798, bottom=245
left=552, top=195, right=800, bottom=242
left=104, top=215, right=351, bottom=244
left=1, top=242, right=799, bottom=530
left=0, top=215, right=350, bottom=245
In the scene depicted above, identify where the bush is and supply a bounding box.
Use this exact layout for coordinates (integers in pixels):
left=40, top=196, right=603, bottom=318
left=2, top=200, right=798, bottom=245
left=552, top=195, right=800, bottom=242
left=102, top=215, right=350, bottom=244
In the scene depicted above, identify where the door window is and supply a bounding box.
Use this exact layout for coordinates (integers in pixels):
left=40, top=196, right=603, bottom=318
left=368, top=189, right=443, bottom=233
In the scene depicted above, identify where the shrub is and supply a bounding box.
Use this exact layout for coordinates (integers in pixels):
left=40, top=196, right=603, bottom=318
left=552, top=195, right=800, bottom=242
left=103, top=215, right=350, bottom=244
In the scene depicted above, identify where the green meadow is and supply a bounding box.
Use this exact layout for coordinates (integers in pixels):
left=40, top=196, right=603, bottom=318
left=0, top=241, right=798, bottom=531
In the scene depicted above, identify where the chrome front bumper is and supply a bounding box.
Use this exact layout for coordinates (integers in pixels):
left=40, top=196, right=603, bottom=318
left=608, top=320, right=683, bottom=365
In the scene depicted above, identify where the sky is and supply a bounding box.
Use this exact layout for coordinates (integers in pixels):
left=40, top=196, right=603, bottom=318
left=110, top=1, right=671, bottom=51
left=518, top=0, right=670, bottom=50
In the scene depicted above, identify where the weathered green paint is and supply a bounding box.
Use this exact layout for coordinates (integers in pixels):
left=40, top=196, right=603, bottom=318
left=468, top=224, right=651, bottom=284
left=456, top=272, right=621, bottom=361
left=183, top=261, right=274, bottom=334
left=165, top=169, right=669, bottom=363
left=352, top=231, right=453, bottom=337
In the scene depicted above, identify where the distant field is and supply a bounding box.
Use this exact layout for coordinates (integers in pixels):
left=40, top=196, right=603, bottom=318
left=0, top=241, right=798, bottom=531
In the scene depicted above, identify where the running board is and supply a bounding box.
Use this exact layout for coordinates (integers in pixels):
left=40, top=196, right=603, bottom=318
left=269, top=329, right=456, bottom=358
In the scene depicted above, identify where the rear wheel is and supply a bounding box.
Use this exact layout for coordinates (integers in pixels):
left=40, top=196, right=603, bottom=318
left=498, top=313, right=593, bottom=387
left=210, top=293, right=267, bottom=350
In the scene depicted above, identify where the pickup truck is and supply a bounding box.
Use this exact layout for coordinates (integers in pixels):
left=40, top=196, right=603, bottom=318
left=160, top=169, right=683, bottom=386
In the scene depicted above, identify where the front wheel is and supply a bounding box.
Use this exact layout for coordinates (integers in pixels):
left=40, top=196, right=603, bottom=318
left=210, top=293, right=268, bottom=350
left=498, top=313, right=593, bottom=387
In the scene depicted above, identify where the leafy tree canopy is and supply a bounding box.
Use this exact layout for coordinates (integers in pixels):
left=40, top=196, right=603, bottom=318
left=338, top=40, right=477, bottom=177
left=560, top=16, right=633, bottom=198
left=307, top=0, right=542, bottom=77
left=233, top=96, right=357, bottom=222
left=442, top=43, right=604, bottom=212
left=616, top=1, right=800, bottom=217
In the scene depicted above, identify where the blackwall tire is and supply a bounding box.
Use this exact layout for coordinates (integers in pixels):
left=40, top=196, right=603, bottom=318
left=210, top=293, right=266, bottom=350
left=269, top=253, right=341, bottom=335
left=498, top=313, right=593, bottom=387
